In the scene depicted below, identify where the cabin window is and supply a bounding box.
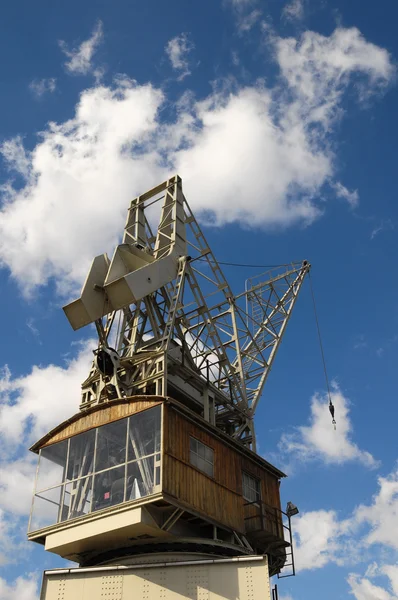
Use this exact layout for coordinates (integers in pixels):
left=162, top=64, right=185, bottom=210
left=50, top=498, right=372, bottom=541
left=242, top=471, right=261, bottom=503
left=189, top=437, right=214, bottom=477
left=29, top=405, right=162, bottom=532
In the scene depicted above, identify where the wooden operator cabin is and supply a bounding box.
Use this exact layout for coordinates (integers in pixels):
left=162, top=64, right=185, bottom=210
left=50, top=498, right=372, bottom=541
left=28, top=396, right=289, bottom=575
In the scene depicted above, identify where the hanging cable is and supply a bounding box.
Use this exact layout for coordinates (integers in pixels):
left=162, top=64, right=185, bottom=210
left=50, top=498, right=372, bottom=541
left=308, top=272, right=336, bottom=430
left=197, top=258, right=301, bottom=269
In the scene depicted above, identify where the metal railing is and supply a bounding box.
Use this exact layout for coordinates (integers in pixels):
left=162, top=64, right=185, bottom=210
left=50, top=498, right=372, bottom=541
left=243, top=499, right=296, bottom=578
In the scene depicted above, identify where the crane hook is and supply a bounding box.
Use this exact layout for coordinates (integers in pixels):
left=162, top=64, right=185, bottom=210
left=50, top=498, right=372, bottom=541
left=329, top=402, right=336, bottom=430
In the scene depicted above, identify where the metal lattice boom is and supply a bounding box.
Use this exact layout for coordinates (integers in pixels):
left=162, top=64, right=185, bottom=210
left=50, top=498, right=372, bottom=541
left=64, top=175, right=310, bottom=450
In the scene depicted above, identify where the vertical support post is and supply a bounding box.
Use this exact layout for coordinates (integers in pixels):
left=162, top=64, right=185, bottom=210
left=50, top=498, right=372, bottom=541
left=203, top=388, right=210, bottom=422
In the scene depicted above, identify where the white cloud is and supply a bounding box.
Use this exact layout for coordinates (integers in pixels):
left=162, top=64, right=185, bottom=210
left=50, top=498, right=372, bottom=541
left=333, top=181, right=359, bottom=208
left=29, top=78, right=56, bottom=99
left=226, top=0, right=255, bottom=6
left=371, top=219, right=395, bottom=239
left=0, top=574, right=39, bottom=600
left=1, top=136, right=31, bottom=178
left=279, top=386, right=378, bottom=468
left=383, top=567, right=398, bottom=596
left=0, top=507, right=31, bottom=566
left=275, top=27, right=394, bottom=120
left=293, top=509, right=351, bottom=570
left=0, top=80, right=165, bottom=294
left=282, top=0, right=304, bottom=22
left=59, top=21, right=103, bottom=75
left=0, top=340, right=94, bottom=449
left=0, top=340, right=96, bottom=567
left=0, top=457, right=38, bottom=516
left=355, top=467, right=398, bottom=550
left=0, top=27, right=394, bottom=295
left=165, top=33, right=194, bottom=80
left=348, top=573, right=397, bottom=600
left=238, top=9, right=262, bottom=33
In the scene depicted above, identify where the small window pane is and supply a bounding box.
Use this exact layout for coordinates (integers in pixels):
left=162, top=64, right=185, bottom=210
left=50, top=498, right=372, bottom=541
left=30, top=485, right=63, bottom=531
left=128, top=406, right=161, bottom=461
left=67, top=430, right=95, bottom=481
left=95, top=419, right=127, bottom=472
left=36, top=440, right=68, bottom=492
left=205, top=446, right=213, bottom=462
left=126, top=456, right=154, bottom=501
left=242, top=472, right=261, bottom=503
left=63, top=476, right=93, bottom=520
left=189, top=438, right=214, bottom=478
left=93, top=466, right=126, bottom=512
left=190, top=438, right=197, bottom=453
left=155, top=466, right=161, bottom=486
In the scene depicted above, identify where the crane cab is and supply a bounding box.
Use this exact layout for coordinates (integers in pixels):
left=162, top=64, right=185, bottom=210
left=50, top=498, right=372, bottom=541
left=28, top=395, right=290, bottom=576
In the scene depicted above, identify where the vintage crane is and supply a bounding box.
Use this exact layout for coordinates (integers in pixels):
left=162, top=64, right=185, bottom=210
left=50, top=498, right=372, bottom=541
left=28, top=175, right=310, bottom=600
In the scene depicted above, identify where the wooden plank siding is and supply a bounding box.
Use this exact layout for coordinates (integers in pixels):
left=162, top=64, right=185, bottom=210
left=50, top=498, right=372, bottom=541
left=32, top=395, right=284, bottom=542
left=39, top=399, right=162, bottom=448
left=163, top=405, right=283, bottom=537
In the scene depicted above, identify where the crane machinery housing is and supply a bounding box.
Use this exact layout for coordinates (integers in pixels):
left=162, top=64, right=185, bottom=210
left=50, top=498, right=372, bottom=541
left=27, top=175, right=310, bottom=600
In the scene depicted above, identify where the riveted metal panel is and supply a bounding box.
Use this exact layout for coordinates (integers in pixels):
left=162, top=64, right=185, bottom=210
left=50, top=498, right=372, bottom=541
left=40, top=556, right=271, bottom=600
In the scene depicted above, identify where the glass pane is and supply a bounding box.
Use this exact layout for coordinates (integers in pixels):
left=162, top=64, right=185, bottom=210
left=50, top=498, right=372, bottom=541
left=96, top=419, right=127, bottom=473
left=197, top=442, right=206, bottom=459
left=189, top=437, right=197, bottom=453
left=126, top=457, right=154, bottom=501
left=205, top=446, right=213, bottom=462
left=202, top=460, right=213, bottom=478
left=63, top=476, right=93, bottom=520
left=243, top=472, right=260, bottom=502
left=190, top=450, right=198, bottom=469
left=30, top=485, right=63, bottom=531
left=128, top=406, right=161, bottom=461
left=67, top=430, right=96, bottom=481
left=36, top=440, right=68, bottom=492
left=155, top=466, right=160, bottom=486
left=92, top=466, right=126, bottom=512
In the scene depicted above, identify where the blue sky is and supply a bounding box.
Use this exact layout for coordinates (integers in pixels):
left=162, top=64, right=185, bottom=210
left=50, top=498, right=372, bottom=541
left=0, top=0, right=397, bottom=598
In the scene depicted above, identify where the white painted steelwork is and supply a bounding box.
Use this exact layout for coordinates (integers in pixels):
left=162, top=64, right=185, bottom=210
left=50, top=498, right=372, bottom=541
left=63, top=175, right=310, bottom=449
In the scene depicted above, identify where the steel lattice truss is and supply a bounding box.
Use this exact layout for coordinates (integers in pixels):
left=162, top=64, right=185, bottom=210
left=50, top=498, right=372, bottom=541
left=64, top=175, right=310, bottom=449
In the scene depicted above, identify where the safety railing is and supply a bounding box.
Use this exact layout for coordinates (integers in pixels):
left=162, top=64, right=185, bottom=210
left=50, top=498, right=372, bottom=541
left=243, top=499, right=296, bottom=578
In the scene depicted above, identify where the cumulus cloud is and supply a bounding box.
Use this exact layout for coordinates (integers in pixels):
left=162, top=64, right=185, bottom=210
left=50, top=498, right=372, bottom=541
left=279, top=386, right=378, bottom=468
left=59, top=20, right=103, bottom=75
left=0, top=574, right=39, bottom=600
left=0, top=342, right=95, bottom=574
left=282, top=0, right=304, bottom=22
left=165, top=33, right=194, bottom=80
left=0, top=457, right=38, bottom=516
left=275, top=27, right=394, bottom=119
left=355, top=467, right=398, bottom=550
left=0, top=508, right=32, bottom=566
left=293, top=509, right=351, bottom=571
left=348, top=573, right=398, bottom=600
left=0, top=26, right=394, bottom=295
left=29, top=78, right=56, bottom=99
left=383, top=567, right=398, bottom=596
left=0, top=340, right=94, bottom=450
left=0, top=81, right=165, bottom=294
left=1, top=136, right=31, bottom=178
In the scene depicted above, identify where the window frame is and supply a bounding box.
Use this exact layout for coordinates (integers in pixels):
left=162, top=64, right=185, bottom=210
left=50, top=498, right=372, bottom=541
left=189, top=436, right=214, bottom=478
left=242, top=470, right=261, bottom=504
left=29, top=405, right=163, bottom=532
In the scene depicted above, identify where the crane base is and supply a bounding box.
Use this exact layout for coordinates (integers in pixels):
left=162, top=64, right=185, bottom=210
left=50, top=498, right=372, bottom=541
left=39, top=555, right=271, bottom=600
